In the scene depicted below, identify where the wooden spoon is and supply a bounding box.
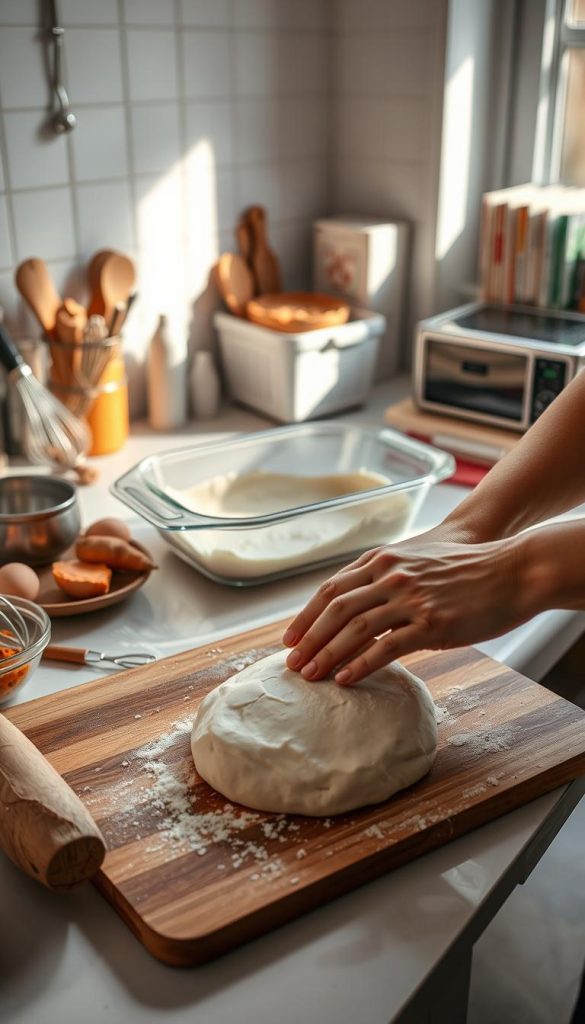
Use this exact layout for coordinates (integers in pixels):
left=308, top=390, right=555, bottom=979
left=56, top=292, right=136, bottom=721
left=94, top=253, right=136, bottom=324
left=87, top=249, right=116, bottom=317
left=214, top=253, right=255, bottom=317
left=246, top=205, right=282, bottom=295
left=14, top=258, right=62, bottom=339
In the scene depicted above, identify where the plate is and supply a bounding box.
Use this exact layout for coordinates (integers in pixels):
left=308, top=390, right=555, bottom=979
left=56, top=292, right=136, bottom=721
left=37, top=541, right=153, bottom=618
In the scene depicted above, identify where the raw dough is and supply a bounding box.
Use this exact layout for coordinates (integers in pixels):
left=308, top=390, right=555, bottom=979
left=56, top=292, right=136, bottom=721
left=191, top=649, right=438, bottom=816
left=166, top=470, right=412, bottom=581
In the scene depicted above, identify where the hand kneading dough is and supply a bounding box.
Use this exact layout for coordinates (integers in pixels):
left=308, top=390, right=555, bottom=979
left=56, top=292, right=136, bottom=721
left=191, top=649, right=438, bottom=816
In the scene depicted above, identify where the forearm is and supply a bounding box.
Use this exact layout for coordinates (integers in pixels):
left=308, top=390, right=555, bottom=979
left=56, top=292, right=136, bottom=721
left=437, top=370, right=585, bottom=543
left=519, top=518, right=585, bottom=615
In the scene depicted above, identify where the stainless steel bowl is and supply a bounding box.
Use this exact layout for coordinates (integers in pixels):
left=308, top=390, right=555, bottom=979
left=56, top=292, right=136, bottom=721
left=0, top=475, right=80, bottom=565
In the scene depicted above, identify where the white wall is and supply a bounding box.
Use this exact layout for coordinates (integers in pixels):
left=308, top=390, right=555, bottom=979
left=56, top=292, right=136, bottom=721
left=0, top=0, right=454, bottom=412
left=0, top=0, right=333, bottom=415
left=330, top=0, right=449, bottom=357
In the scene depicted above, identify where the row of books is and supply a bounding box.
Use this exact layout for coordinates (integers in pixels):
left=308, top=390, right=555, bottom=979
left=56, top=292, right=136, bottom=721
left=479, top=183, right=585, bottom=311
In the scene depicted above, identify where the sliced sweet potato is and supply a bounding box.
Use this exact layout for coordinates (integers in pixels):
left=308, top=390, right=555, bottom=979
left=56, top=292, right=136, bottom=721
left=75, top=536, right=156, bottom=573
left=52, top=560, right=112, bottom=599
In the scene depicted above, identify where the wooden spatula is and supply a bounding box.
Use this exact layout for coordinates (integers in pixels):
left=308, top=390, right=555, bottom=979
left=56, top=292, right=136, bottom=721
left=215, top=253, right=255, bottom=317
left=14, top=258, right=62, bottom=339
left=246, top=205, right=282, bottom=295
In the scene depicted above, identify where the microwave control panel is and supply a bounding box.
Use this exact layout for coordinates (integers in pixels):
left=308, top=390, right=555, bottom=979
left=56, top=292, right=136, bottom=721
left=530, top=358, right=568, bottom=422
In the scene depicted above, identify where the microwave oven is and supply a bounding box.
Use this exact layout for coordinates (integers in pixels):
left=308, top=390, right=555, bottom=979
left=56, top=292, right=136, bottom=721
left=414, top=302, right=585, bottom=432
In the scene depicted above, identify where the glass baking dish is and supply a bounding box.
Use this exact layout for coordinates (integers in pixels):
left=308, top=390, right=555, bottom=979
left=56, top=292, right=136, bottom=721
left=111, top=423, right=455, bottom=586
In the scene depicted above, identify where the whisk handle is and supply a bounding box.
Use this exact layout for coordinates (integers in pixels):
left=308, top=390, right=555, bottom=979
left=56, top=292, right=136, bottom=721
left=0, top=323, right=24, bottom=373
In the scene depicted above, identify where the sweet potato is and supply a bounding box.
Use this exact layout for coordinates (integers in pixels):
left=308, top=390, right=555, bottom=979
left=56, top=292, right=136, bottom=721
left=52, top=560, right=112, bottom=599
left=75, top=536, right=156, bottom=573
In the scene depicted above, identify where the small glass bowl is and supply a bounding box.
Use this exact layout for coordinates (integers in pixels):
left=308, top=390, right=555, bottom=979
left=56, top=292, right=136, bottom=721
left=0, top=596, right=51, bottom=703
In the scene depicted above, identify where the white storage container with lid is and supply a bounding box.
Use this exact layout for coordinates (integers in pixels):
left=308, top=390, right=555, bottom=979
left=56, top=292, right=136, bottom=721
left=214, top=307, right=386, bottom=423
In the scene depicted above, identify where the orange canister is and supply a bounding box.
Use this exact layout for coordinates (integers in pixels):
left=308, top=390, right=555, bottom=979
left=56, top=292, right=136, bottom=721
left=86, top=351, right=129, bottom=456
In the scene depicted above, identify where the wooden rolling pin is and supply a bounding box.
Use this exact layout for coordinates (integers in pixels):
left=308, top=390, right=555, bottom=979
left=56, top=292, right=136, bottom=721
left=0, top=713, right=105, bottom=889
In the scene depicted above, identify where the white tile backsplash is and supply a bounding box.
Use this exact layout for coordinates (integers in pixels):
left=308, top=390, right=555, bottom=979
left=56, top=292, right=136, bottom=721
left=0, top=193, right=13, bottom=268
left=181, top=30, right=231, bottom=99
left=0, top=0, right=38, bottom=26
left=336, top=30, right=434, bottom=98
left=12, top=187, right=76, bottom=262
left=233, top=32, right=279, bottom=97
left=0, top=0, right=446, bottom=404
left=0, top=28, right=49, bottom=108
left=234, top=98, right=280, bottom=164
left=71, top=106, right=128, bottom=182
left=336, top=0, right=442, bottom=31
left=131, top=103, right=181, bottom=174
left=59, top=0, right=119, bottom=26
left=179, top=0, right=231, bottom=28
left=76, top=180, right=135, bottom=255
left=3, top=111, right=70, bottom=189
left=126, top=29, right=178, bottom=102
left=185, top=100, right=233, bottom=167
left=231, top=0, right=278, bottom=29
left=124, top=0, right=175, bottom=26
left=66, top=29, right=123, bottom=104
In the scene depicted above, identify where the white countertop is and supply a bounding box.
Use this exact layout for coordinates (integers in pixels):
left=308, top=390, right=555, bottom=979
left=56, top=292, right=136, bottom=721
left=2, top=379, right=585, bottom=1024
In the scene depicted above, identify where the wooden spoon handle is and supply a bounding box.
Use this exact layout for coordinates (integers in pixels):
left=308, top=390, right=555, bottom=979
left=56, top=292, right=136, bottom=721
left=0, top=713, right=105, bottom=889
left=43, top=645, right=88, bottom=665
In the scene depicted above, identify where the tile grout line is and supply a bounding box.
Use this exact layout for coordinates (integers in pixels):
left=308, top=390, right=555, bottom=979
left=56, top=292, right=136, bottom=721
left=0, top=63, right=24, bottom=329
left=175, top=0, right=192, bottom=336
left=61, top=27, right=82, bottom=264
left=118, top=0, right=139, bottom=254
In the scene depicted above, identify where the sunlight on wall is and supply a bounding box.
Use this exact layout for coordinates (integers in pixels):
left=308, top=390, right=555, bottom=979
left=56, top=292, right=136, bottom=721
left=129, top=137, right=221, bottom=367
left=435, top=54, right=475, bottom=261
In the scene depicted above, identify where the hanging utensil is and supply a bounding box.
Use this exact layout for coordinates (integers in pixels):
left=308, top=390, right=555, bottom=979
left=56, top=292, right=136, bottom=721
left=43, top=645, right=156, bottom=670
left=47, top=0, right=76, bottom=134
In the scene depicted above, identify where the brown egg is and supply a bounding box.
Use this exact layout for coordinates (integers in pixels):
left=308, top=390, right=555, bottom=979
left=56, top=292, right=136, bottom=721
left=85, top=517, right=131, bottom=542
left=0, top=562, right=40, bottom=602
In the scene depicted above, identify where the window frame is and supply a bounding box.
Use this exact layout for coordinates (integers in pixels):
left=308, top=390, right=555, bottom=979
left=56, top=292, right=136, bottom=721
left=534, top=0, right=585, bottom=184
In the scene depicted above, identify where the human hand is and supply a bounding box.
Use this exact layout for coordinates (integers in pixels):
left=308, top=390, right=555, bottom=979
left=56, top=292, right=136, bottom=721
left=283, top=531, right=534, bottom=685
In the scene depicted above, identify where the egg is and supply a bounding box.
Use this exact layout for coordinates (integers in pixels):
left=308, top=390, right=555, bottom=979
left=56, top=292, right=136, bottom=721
left=85, top=517, right=131, bottom=542
left=0, top=562, right=40, bottom=602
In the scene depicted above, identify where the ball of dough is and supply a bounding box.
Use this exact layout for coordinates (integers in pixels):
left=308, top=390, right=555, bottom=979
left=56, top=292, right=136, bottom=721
left=191, top=649, right=437, bottom=816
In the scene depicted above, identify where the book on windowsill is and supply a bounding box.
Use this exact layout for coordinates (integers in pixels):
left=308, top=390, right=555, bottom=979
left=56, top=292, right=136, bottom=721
left=384, top=398, right=519, bottom=487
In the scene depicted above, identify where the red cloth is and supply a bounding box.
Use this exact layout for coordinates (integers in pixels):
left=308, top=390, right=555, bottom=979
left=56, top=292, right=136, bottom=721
left=407, top=433, right=490, bottom=488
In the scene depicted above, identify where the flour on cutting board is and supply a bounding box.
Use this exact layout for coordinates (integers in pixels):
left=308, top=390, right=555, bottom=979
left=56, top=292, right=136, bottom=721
left=164, top=469, right=412, bottom=579
left=84, top=646, right=515, bottom=876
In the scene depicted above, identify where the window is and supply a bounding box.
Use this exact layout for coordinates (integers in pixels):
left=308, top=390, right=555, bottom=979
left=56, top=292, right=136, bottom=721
left=537, top=0, right=585, bottom=185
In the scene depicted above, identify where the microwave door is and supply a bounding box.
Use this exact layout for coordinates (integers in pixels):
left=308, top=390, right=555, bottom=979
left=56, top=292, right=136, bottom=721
left=424, top=341, right=526, bottom=423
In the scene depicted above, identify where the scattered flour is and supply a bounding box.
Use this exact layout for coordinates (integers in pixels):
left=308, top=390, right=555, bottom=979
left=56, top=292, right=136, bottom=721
left=446, top=722, right=516, bottom=755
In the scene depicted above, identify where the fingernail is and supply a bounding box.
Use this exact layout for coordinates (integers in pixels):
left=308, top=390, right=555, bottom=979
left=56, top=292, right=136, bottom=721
left=283, top=627, right=297, bottom=646
left=302, top=660, right=317, bottom=680
left=336, top=668, right=351, bottom=685
left=287, top=649, right=301, bottom=669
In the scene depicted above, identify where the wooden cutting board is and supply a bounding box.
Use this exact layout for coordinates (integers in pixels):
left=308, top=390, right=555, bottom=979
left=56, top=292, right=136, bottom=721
left=5, top=620, right=585, bottom=966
